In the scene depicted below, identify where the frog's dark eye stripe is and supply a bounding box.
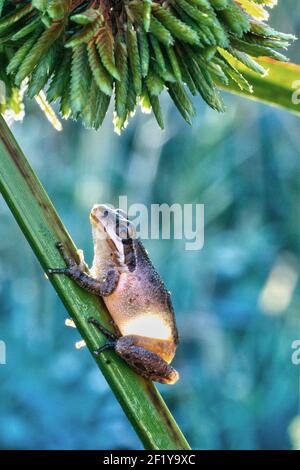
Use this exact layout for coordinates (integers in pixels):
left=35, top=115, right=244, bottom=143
left=115, top=212, right=126, bottom=238
left=122, top=238, right=136, bottom=272
left=115, top=212, right=132, bottom=239
left=115, top=213, right=120, bottom=230
left=122, top=238, right=132, bottom=245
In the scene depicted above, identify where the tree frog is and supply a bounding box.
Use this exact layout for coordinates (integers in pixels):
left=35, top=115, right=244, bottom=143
left=48, top=205, right=179, bottom=384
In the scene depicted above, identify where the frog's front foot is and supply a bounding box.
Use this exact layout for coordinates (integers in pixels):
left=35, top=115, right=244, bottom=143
left=48, top=242, right=77, bottom=275
left=55, top=241, right=74, bottom=265
left=48, top=242, right=118, bottom=296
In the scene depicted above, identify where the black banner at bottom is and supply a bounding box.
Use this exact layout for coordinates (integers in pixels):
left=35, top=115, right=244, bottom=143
left=0, top=450, right=297, bottom=466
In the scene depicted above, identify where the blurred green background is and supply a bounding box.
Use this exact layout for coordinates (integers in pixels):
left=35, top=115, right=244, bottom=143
left=0, top=1, right=299, bottom=450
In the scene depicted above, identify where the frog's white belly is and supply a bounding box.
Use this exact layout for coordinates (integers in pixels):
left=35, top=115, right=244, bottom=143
left=104, top=272, right=174, bottom=342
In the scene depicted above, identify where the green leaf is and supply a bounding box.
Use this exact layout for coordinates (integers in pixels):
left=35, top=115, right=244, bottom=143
left=149, top=93, right=164, bottom=129
left=210, top=0, right=229, bottom=9
left=150, top=35, right=167, bottom=74
left=11, top=15, right=41, bottom=41
left=219, top=58, right=300, bottom=116
left=165, top=46, right=182, bottom=82
left=149, top=16, right=174, bottom=46
left=47, top=0, right=71, bottom=20
left=146, top=68, right=164, bottom=96
left=143, top=0, right=152, bottom=32
left=152, top=4, right=200, bottom=45
left=168, top=81, right=196, bottom=123
left=126, top=67, right=138, bottom=115
left=15, top=22, right=64, bottom=85
left=218, top=0, right=250, bottom=37
left=87, top=41, right=113, bottom=96
left=71, top=8, right=100, bottom=25
left=70, top=44, right=89, bottom=114
left=0, top=3, right=33, bottom=32
left=27, top=41, right=60, bottom=98
left=95, top=26, right=120, bottom=80
left=59, top=82, right=71, bottom=118
left=226, top=47, right=266, bottom=75
left=65, top=18, right=100, bottom=48
left=0, top=0, right=5, bottom=17
left=126, top=27, right=142, bottom=95
left=173, top=0, right=227, bottom=45
left=230, top=36, right=289, bottom=62
left=6, top=29, right=42, bottom=75
left=138, top=29, right=150, bottom=78
left=183, top=45, right=225, bottom=111
left=115, top=39, right=128, bottom=119
left=140, top=85, right=152, bottom=113
left=94, top=92, right=111, bottom=129
left=32, top=0, right=47, bottom=12
left=47, top=50, right=71, bottom=102
left=82, top=79, right=99, bottom=128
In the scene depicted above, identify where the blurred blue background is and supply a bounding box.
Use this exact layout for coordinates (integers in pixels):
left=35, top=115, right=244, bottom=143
left=0, top=1, right=299, bottom=450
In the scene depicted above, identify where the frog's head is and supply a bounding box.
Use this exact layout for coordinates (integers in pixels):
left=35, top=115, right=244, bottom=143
left=90, top=204, right=136, bottom=270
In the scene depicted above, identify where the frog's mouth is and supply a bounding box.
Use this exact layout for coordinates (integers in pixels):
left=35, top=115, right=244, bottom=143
left=90, top=205, right=136, bottom=271
left=90, top=210, right=125, bottom=263
left=89, top=212, right=100, bottom=227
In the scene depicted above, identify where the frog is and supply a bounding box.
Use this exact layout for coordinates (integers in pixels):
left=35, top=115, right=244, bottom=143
left=48, top=204, right=179, bottom=384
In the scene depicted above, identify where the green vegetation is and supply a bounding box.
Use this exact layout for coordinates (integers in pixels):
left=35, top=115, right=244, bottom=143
left=0, top=0, right=296, bottom=131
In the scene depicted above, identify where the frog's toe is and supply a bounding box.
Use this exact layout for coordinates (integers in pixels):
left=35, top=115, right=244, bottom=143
left=93, top=342, right=116, bottom=356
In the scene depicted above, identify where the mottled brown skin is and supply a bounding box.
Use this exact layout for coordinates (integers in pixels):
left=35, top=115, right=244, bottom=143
left=48, top=205, right=179, bottom=384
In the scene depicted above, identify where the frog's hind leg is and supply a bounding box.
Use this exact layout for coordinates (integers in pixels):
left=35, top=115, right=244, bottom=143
left=87, top=317, right=179, bottom=384
left=87, top=317, right=118, bottom=342
left=115, top=336, right=179, bottom=384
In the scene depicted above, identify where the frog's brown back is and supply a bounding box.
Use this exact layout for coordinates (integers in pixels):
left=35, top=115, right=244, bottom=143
left=104, top=239, right=179, bottom=353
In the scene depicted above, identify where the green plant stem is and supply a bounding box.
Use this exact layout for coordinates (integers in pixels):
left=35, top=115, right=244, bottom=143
left=0, top=114, right=190, bottom=451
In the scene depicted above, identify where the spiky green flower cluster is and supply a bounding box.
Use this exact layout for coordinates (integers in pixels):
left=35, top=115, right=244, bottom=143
left=0, top=0, right=295, bottom=131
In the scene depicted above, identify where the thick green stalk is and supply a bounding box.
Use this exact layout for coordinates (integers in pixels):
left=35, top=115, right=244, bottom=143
left=0, top=114, right=190, bottom=451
